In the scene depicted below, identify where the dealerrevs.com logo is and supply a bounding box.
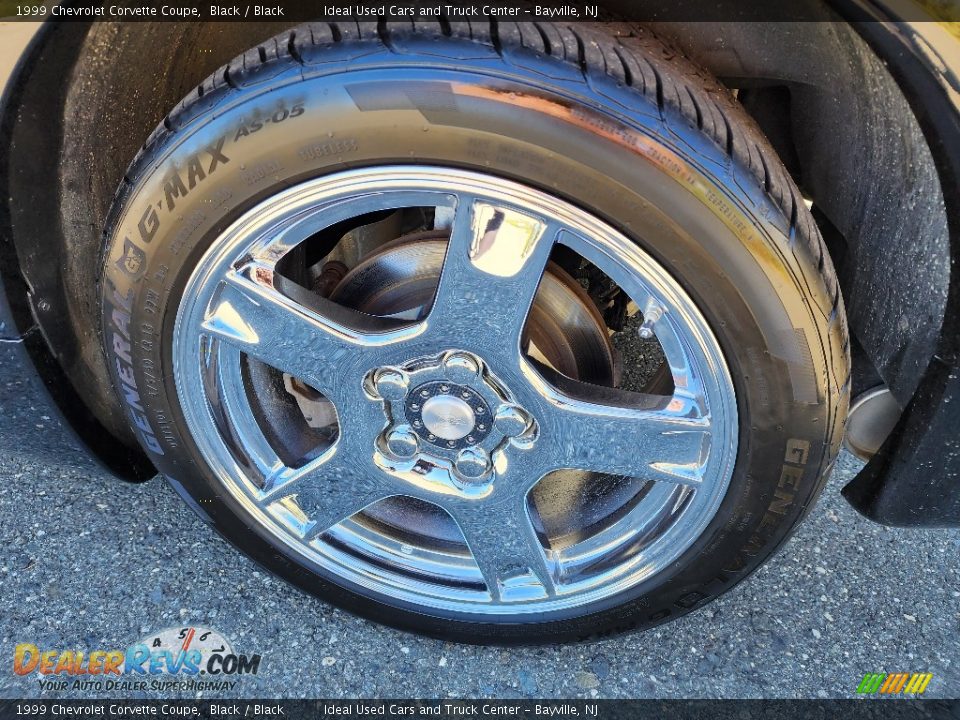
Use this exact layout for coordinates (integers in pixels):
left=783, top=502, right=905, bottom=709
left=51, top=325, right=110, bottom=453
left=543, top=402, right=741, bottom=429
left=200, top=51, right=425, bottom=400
left=12, top=626, right=261, bottom=692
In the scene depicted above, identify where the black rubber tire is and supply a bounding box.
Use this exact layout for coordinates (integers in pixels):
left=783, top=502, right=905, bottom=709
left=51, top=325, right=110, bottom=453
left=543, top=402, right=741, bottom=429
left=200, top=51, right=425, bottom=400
left=99, top=20, right=849, bottom=644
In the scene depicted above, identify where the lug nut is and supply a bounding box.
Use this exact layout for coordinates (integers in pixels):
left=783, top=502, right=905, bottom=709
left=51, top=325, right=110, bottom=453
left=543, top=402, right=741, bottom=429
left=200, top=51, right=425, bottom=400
left=443, top=351, right=481, bottom=382
left=385, top=428, right=419, bottom=459
left=374, top=368, right=409, bottom=400
left=455, top=447, right=491, bottom=479
left=495, top=404, right=532, bottom=437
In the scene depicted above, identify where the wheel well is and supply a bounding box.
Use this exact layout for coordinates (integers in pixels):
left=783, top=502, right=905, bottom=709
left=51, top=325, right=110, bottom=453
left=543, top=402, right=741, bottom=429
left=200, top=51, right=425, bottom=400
left=650, top=17, right=949, bottom=407
left=1, top=21, right=297, bottom=477
left=0, top=14, right=949, bottom=476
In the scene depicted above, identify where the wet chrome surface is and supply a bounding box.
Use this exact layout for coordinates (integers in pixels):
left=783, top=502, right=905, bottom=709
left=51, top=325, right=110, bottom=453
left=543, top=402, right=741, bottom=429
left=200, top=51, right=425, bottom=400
left=173, top=167, right=737, bottom=615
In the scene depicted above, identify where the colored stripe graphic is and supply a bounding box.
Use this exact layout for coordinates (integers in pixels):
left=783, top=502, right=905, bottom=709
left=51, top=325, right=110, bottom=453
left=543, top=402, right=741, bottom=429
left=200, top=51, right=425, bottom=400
left=888, top=674, right=909, bottom=694
left=856, top=672, right=932, bottom=694
left=879, top=674, right=898, bottom=694
left=904, top=674, right=923, bottom=694
left=856, top=673, right=886, bottom=694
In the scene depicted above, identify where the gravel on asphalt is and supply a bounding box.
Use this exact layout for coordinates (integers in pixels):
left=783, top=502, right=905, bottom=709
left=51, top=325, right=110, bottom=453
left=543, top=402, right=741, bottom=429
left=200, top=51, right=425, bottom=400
left=0, top=345, right=957, bottom=699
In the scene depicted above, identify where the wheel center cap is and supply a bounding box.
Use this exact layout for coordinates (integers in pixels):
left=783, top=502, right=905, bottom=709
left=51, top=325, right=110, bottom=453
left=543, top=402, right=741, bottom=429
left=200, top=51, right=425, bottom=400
left=370, top=350, right=538, bottom=490
left=404, top=380, right=492, bottom=450
left=421, top=395, right=476, bottom=440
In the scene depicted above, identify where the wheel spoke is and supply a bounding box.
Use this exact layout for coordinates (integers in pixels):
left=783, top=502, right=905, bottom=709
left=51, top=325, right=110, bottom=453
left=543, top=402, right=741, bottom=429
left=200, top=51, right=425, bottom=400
left=202, top=266, right=411, bottom=393
left=427, top=197, right=557, bottom=353
left=259, top=446, right=389, bottom=540
left=536, top=370, right=711, bottom=486
left=450, top=498, right=555, bottom=601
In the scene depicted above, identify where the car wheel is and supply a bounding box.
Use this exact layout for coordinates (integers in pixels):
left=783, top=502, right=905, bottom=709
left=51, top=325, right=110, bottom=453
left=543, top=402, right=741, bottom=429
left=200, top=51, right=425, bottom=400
left=99, top=21, right=849, bottom=643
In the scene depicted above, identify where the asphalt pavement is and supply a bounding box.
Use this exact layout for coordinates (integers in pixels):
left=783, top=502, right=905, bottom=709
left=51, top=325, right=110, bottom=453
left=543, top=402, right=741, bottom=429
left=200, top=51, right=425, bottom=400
left=0, top=344, right=958, bottom=700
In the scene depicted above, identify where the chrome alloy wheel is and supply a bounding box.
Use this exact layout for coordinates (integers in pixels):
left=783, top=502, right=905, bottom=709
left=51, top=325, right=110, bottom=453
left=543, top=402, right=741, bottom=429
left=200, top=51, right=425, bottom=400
left=173, top=166, right=737, bottom=615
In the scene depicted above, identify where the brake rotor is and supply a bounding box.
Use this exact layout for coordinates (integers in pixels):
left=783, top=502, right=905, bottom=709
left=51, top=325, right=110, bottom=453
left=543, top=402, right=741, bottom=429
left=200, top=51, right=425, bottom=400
left=328, top=234, right=618, bottom=385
